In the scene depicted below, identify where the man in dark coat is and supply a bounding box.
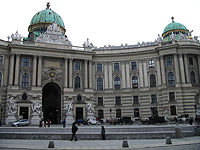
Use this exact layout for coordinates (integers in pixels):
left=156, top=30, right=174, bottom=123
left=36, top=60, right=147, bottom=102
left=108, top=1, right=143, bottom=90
left=70, top=122, right=78, bottom=141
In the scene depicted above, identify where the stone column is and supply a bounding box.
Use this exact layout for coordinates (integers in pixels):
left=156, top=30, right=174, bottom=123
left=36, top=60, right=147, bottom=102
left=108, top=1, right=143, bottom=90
left=174, top=54, right=181, bottom=85
left=160, top=56, right=166, bottom=85
left=14, top=54, right=20, bottom=86
left=8, top=54, right=15, bottom=85
left=179, top=54, right=186, bottom=84
left=69, top=59, right=73, bottom=88
left=37, top=56, right=42, bottom=87
left=122, top=62, right=126, bottom=89
left=198, top=55, right=200, bottom=84
left=85, top=60, right=88, bottom=89
left=64, top=58, right=68, bottom=88
left=156, top=57, right=162, bottom=86
left=104, top=62, right=109, bottom=89
left=89, top=61, right=93, bottom=89
left=108, top=62, right=113, bottom=89
left=139, top=60, right=144, bottom=88
left=126, top=62, right=130, bottom=88
left=184, top=54, right=190, bottom=83
left=32, top=55, right=37, bottom=87
left=143, top=60, right=148, bottom=87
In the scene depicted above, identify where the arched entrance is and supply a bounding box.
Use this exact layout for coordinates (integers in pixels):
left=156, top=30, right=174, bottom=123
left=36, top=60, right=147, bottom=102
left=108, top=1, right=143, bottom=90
left=42, top=82, right=61, bottom=124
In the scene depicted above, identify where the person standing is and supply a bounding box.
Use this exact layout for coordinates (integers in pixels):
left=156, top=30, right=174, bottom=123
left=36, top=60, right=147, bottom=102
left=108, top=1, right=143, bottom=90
left=70, top=122, right=78, bottom=141
left=101, top=126, right=106, bottom=140
left=63, top=118, right=66, bottom=128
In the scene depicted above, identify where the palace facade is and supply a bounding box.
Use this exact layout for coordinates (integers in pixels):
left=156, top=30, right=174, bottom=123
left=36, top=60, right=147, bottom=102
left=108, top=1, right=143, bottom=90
left=0, top=4, right=200, bottom=125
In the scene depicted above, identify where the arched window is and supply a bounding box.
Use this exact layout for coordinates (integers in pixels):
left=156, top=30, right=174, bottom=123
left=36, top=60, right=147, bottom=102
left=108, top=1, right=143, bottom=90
left=0, top=72, right=2, bottom=86
left=170, top=105, right=177, bottom=115
left=74, top=76, right=80, bottom=89
left=97, top=77, right=103, bottom=91
left=98, top=109, right=104, bottom=119
left=190, top=71, right=196, bottom=84
left=150, top=74, right=156, bottom=87
left=134, top=108, right=140, bottom=117
left=116, top=109, right=121, bottom=118
left=132, top=76, right=138, bottom=88
left=168, top=72, right=175, bottom=85
left=114, top=77, right=121, bottom=90
left=21, top=73, right=29, bottom=88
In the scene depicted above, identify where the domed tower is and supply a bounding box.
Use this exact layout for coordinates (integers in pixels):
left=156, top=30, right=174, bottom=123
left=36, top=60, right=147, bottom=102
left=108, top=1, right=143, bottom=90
left=162, top=17, right=189, bottom=42
left=28, top=2, right=66, bottom=41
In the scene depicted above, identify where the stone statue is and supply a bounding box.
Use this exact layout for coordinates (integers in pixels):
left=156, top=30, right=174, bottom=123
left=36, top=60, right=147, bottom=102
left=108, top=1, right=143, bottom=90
left=10, top=31, right=23, bottom=41
left=170, top=32, right=176, bottom=41
left=156, top=34, right=163, bottom=43
left=65, top=101, right=73, bottom=114
left=7, top=97, right=16, bottom=114
left=86, top=103, right=95, bottom=114
left=32, top=100, right=42, bottom=114
left=83, top=38, right=94, bottom=48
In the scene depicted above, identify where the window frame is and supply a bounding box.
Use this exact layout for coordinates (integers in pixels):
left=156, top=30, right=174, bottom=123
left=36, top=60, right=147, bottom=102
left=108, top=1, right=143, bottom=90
left=97, top=77, right=103, bottom=91
left=148, top=59, right=155, bottom=68
left=74, top=61, right=81, bottom=71
left=166, top=56, right=173, bottom=66
left=74, top=76, right=81, bottom=89
left=151, top=94, right=157, bottom=104
left=134, top=108, right=140, bottom=117
left=23, top=57, right=30, bottom=67
left=149, top=74, right=156, bottom=87
left=115, top=96, right=121, bottom=105
left=21, top=73, right=30, bottom=88
left=116, top=109, right=121, bottom=118
left=170, top=105, right=177, bottom=115
left=113, top=62, right=120, bottom=71
left=114, top=77, right=121, bottom=90
left=132, top=76, right=138, bottom=88
left=97, top=63, right=103, bottom=72
left=97, top=97, right=104, bottom=106
left=133, top=96, right=139, bottom=105
left=188, top=57, right=193, bottom=65
left=190, top=71, right=196, bottom=84
left=168, top=72, right=175, bottom=85
left=131, top=61, right=137, bottom=70
left=169, top=92, right=175, bottom=102
left=98, top=109, right=104, bottom=119
left=0, top=55, right=4, bottom=66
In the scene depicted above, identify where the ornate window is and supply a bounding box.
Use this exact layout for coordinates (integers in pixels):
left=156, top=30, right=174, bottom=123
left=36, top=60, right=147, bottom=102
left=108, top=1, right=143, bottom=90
left=97, top=77, right=103, bottom=91
left=169, top=92, right=175, bottom=102
left=98, top=109, right=104, bottom=119
left=188, top=57, right=193, bottom=65
left=151, top=94, right=157, bottom=104
left=170, top=105, right=177, bottom=115
left=134, top=108, right=140, bottom=117
left=74, top=76, right=80, bottom=89
left=148, top=59, right=155, bottom=68
left=114, top=77, right=121, bottom=90
left=168, top=72, right=175, bottom=85
left=23, top=58, right=30, bottom=67
left=115, top=96, right=121, bottom=105
left=97, top=63, right=102, bottom=72
left=74, top=61, right=80, bottom=70
left=21, top=73, right=29, bottom=88
left=116, top=109, right=121, bottom=118
left=0, top=55, right=3, bottom=65
left=131, top=61, right=137, bottom=70
left=97, top=97, right=103, bottom=105
left=114, top=62, right=120, bottom=71
left=132, top=76, right=138, bottom=88
left=190, top=71, right=196, bottom=84
left=166, top=56, right=173, bottom=66
left=133, top=96, right=139, bottom=104
left=150, top=74, right=156, bottom=87
left=0, top=72, right=2, bottom=87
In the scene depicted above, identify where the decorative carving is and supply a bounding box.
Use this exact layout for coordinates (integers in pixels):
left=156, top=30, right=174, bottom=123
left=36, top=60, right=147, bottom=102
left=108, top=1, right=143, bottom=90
left=10, top=31, right=23, bottom=41
left=64, top=101, right=73, bottom=114
left=83, top=38, right=94, bottom=48
left=86, top=102, right=95, bottom=114
left=7, top=97, right=16, bottom=114
left=156, top=34, right=163, bottom=43
left=32, top=100, right=42, bottom=114
left=36, top=23, right=72, bottom=46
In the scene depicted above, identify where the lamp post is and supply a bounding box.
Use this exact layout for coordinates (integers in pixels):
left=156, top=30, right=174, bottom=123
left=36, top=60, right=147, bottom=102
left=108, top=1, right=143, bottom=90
left=110, top=108, right=112, bottom=119
left=0, top=106, right=3, bottom=126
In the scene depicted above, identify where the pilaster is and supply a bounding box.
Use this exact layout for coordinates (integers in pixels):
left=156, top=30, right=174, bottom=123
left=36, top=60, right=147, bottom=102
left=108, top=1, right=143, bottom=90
left=179, top=54, right=186, bottom=84
left=174, top=54, right=181, bottom=86
left=85, top=60, right=88, bottom=89
left=89, top=61, right=93, bottom=89
left=156, top=57, right=161, bottom=86
left=126, top=62, right=130, bottom=88
left=32, top=55, right=37, bottom=87
left=121, top=61, right=126, bottom=89
left=69, top=59, right=73, bottom=88
left=14, top=54, right=20, bottom=86
left=160, top=55, right=166, bottom=85
left=104, top=62, right=109, bottom=89
left=37, top=56, right=42, bottom=87
left=8, top=54, right=15, bottom=85
left=139, top=59, right=144, bottom=88
left=184, top=54, right=190, bottom=83
left=64, top=58, right=68, bottom=88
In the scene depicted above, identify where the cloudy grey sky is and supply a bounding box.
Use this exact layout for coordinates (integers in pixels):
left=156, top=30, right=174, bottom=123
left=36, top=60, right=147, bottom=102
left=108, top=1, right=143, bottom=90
left=0, top=0, right=200, bottom=47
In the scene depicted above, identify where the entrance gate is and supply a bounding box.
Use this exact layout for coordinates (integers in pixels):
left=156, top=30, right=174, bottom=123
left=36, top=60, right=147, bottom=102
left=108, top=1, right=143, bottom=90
left=42, top=82, right=61, bottom=124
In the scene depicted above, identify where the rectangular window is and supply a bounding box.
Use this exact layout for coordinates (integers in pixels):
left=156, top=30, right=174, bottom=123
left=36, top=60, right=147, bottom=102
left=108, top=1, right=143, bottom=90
left=98, top=97, right=103, bottom=105
left=189, top=57, right=193, bottom=65
left=131, top=61, right=137, bottom=70
left=97, top=63, right=102, bottom=72
left=166, top=56, right=173, bottom=66
left=151, top=94, right=157, bottom=104
left=74, top=61, right=80, bottom=70
left=114, top=62, right=120, bottom=71
left=148, top=60, right=155, bottom=68
left=115, top=96, right=121, bottom=105
left=133, top=96, right=139, bottom=104
left=116, top=109, right=121, bottom=118
left=23, top=58, right=29, bottom=67
left=98, top=109, right=104, bottom=119
left=0, top=55, right=3, bottom=65
left=169, top=92, right=175, bottom=101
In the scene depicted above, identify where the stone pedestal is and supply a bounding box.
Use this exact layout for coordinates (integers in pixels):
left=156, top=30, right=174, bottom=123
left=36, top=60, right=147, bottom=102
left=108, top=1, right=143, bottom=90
left=31, top=112, right=40, bottom=126
left=6, top=114, right=16, bottom=125
left=66, top=112, right=74, bottom=125
left=87, top=113, right=96, bottom=124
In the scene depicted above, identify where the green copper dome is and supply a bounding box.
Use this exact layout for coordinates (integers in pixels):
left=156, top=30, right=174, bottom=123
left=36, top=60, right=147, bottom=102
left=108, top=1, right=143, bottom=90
left=162, top=17, right=189, bottom=42
left=28, top=3, right=66, bottom=41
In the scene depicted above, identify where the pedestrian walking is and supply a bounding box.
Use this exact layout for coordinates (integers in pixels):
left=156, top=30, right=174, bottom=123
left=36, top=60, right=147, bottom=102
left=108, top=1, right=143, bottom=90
left=70, top=122, right=78, bottom=141
left=101, top=126, right=106, bottom=140
left=63, top=118, right=66, bottom=128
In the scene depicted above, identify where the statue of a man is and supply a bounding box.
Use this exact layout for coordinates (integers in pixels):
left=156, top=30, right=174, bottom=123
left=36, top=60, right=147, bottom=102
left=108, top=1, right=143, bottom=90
left=87, top=103, right=95, bottom=114
left=32, top=100, right=42, bottom=114
left=8, top=97, right=16, bottom=114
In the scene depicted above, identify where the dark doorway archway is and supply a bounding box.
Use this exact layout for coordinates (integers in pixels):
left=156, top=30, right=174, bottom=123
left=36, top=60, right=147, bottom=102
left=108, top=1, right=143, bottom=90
left=42, top=82, right=61, bottom=124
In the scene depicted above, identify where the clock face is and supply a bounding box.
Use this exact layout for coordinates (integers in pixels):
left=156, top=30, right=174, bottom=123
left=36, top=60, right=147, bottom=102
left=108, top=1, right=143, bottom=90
left=49, top=72, right=55, bottom=77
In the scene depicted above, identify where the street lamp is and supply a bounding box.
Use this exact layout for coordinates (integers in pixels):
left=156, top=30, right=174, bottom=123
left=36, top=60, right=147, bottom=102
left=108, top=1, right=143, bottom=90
left=0, top=106, right=3, bottom=126
left=110, top=108, right=112, bottom=119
